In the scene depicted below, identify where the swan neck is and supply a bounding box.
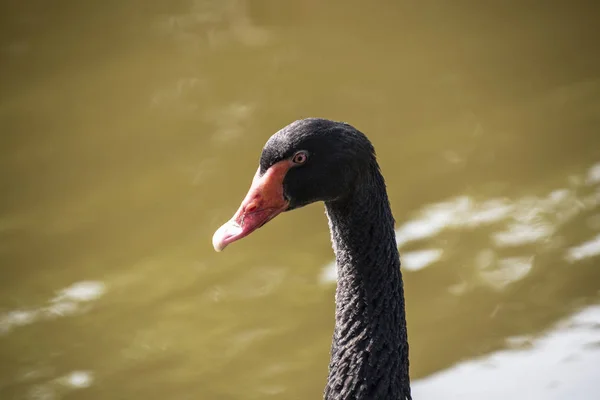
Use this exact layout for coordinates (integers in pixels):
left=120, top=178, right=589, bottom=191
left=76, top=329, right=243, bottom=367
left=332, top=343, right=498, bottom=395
left=323, top=167, right=411, bottom=399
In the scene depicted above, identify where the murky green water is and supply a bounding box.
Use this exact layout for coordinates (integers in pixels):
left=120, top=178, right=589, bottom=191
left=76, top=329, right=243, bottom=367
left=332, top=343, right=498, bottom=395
left=1, top=1, right=600, bottom=399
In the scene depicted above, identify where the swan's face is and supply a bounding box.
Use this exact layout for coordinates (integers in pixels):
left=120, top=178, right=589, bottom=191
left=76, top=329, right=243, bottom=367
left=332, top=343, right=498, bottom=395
left=212, top=118, right=374, bottom=252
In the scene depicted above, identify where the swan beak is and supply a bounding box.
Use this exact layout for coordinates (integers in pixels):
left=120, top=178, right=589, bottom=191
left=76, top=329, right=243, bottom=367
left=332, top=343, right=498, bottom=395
left=212, top=160, right=291, bottom=252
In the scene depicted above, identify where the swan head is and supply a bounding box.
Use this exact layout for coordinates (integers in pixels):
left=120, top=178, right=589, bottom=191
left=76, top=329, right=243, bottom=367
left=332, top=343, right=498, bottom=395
left=212, top=118, right=375, bottom=252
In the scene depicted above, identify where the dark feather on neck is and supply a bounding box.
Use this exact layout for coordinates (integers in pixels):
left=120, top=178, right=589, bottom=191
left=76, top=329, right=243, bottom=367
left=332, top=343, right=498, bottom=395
left=324, top=163, right=411, bottom=400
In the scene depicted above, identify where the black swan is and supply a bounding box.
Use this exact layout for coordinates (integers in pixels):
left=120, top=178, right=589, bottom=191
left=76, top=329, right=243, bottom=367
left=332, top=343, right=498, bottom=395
left=212, top=118, right=411, bottom=399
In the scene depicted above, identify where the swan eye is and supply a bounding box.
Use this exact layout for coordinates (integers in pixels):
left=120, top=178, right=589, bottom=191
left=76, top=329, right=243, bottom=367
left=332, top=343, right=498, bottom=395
left=292, top=151, right=309, bottom=165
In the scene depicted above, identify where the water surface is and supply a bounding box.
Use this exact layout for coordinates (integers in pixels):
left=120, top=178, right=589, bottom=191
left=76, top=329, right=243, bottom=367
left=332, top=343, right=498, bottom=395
left=1, top=1, right=600, bottom=399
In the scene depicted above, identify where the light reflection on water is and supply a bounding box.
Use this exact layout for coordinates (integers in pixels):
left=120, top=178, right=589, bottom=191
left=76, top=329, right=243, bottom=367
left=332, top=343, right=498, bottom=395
left=566, top=233, right=600, bottom=263
left=24, top=370, right=93, bottom=400
left=321, top=159, right=600, bottom=284
left=0, top=281, right=105, bottom=335
left=413, top=304, right=600, bottom=400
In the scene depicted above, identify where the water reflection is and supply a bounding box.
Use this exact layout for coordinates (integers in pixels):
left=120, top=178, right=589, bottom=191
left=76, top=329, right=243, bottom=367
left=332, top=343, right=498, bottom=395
left=566, top=234, right=600, bottom=263
left=413, top=304, right=600, bottom=399
left=157, top=0, right=270, bottom=50
left=25, top=370, right=93, bottom=399
left=321, top=159, right=600, bottom=287
left=0, top=281, right=105, bottom=335
left=586, top=163, right=600, bottom=185
left=61, top=371, right=93, bottom=389
left=401, top=249, right=444, bottom=272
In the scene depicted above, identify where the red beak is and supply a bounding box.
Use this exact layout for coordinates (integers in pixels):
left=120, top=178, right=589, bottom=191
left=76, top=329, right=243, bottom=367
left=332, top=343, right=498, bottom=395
left=212, top=160, right=292, bottom=252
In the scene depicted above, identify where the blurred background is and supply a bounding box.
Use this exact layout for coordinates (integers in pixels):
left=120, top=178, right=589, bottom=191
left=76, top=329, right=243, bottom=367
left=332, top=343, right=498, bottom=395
left=1, top=1, right=600, bottom=399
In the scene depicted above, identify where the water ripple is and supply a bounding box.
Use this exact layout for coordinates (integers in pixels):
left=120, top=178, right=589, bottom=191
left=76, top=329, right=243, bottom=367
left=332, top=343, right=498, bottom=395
left=320, top=160, right=600, bottom=288
left=0, top=281, right=106, bottom=335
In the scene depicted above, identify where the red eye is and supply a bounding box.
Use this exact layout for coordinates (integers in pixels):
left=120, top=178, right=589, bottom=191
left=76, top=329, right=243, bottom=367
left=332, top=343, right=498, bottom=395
left=292, top=151, right=308, bottom=165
